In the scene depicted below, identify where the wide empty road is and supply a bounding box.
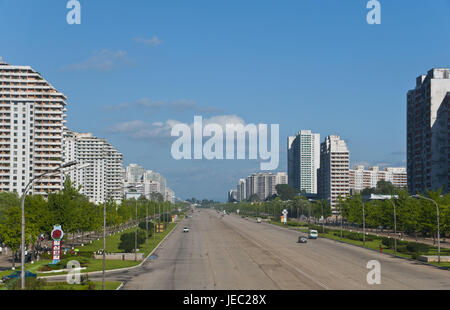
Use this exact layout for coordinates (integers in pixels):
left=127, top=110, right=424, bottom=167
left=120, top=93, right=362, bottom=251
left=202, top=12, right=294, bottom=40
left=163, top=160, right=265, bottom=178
left=111, top=209, right=449, bottom=290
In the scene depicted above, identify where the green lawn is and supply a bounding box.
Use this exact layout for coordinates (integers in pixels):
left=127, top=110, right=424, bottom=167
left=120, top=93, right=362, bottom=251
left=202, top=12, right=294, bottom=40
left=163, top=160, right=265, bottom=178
left=41, top=281, right=121, bottom=290
left=35, top=221, right=179, bottom=277
left=0, top=280, right=121, bottom=290
left=0, top=259, right=52, bottom=278
left=80, top=226, right=139, bottom=253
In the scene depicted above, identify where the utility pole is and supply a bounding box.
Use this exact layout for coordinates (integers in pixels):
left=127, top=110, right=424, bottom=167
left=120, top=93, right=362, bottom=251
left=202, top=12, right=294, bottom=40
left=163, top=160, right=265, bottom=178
left=321, top=202, right=325, bottom=233
left=413, top=195, right=440, bottom=263
left=135, top=199, right=138, bottom=262
left=153, top=201, right=156, bottom=246
left=146, top=201, right=149, bottom=253
left=102, top=202, right=106, bottom=290
left=362, top=200, right=366, bottom=246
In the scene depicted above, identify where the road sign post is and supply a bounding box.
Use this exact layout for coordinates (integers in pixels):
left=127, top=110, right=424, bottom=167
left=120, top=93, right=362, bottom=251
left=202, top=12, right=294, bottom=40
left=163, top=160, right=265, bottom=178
left=50, top=225, right=64, bottom=265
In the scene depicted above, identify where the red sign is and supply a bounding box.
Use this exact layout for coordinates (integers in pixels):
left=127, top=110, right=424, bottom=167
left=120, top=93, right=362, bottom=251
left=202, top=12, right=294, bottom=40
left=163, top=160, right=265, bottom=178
left=51, top=225, right=64, bottom=263
left=52, top=229, right=62, bottom=240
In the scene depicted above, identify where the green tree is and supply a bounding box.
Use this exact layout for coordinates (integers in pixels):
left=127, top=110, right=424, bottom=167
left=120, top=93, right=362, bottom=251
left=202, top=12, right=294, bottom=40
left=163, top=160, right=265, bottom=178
left=275, top=184, right=298, bottom=201
left=118, top=229, right=146, bottom=252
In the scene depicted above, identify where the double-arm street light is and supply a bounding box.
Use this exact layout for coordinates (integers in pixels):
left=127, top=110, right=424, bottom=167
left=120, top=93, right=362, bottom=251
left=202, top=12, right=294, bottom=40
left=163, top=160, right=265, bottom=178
left=388, top=199, right=398, bottom=253
left=124, top=184, right=143, bottom=262
left=362, top=199, right=366, bottom=246
left=413, top=194, right=440, bottom=264
left=20, top=160, right=81, bottom=290
left=103, top=183, right=142, bottom=289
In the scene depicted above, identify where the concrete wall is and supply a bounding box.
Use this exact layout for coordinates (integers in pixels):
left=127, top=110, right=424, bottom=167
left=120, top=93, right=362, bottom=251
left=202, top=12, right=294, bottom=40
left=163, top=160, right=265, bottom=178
left=94, top=253, right=145, bottom=261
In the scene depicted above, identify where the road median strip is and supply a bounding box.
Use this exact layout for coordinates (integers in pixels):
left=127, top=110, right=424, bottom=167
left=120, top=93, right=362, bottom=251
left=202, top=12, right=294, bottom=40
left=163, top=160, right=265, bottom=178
left=37, top=219, right=182, bottom=280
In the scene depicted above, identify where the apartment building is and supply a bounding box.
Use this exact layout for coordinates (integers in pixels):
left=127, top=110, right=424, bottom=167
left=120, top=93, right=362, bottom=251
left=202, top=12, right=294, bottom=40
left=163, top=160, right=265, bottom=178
left=407, top=68, right=450, bottom=194
left=123, top=163, right=171, bottom=201
left=0, top=57, right=67, bottom=196
left=349, top=165, right=407, bottom=193
left=165, top=187, right=175, bottom=203
left=236, top=178, right=246, bottom=202
left=318, top=135, right=350, bottom=212
left=243, top=172, right=288, bottom=201
left=125, top=163, right=146, bottom=183
left=63, top=129, right=123, bottom=204
left=287, top=130, right=320, bottom=194
left=228, top=189, right=238, bottom=202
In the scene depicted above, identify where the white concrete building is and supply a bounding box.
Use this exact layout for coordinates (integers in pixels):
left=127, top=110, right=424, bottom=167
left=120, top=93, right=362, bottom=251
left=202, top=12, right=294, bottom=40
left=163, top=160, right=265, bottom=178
left=125, top=163, right=145, bottom=183
left=287, top=130, right=320, bottom=194
left=63, top=129, right=124, bottom=204
left=349, top=165, right=407, bottom=193
left=244, top=172, right=288, bottom=201
left=318, top=135, right=350, bottom=212
left=236, top=178, right=246, bottom=202
left=0, top=57, right=67, bottom=196
left=123, top=164, right=171, bottom=201
left=228, top=189, right=238, bottom=202
left=165, top=187, right=175, bottom=203
left=407, top=68, right=450, bottom=194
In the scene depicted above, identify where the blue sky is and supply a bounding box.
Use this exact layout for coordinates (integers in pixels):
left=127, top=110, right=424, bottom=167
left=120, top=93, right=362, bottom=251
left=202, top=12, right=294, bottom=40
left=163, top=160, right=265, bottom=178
left=1, top=0, right=449, bottom=201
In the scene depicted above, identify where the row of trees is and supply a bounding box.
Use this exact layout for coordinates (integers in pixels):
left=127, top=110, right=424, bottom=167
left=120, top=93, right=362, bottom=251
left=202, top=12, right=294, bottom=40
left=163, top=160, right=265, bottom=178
left=217, top=195, right=332, bottom=222
left=216, top=181, right=449, bottom=240
left=337, top=189, right=450, bottom=239
left=0, top=177, right=178, bottom=266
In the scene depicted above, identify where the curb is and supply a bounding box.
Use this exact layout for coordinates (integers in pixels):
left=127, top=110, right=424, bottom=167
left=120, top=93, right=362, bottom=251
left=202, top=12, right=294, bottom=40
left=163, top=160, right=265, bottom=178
left=116, top=282, right=124, bottom=290
left=38, top=220, right=182, bottom=280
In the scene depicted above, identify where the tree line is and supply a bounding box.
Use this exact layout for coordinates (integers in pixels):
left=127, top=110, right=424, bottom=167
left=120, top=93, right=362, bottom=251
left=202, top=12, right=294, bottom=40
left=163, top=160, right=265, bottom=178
left=0, top=177, right=178, bottom=266
left=216, top=183, right=449, bottom=240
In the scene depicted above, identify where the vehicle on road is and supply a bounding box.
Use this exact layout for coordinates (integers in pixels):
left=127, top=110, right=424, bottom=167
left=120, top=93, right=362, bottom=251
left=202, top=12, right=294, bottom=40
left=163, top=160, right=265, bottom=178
left=183, top=227, right=189, bottom=233
left=298, top=236, right=308, bottom=243
left=308, top=229, right=318, bottom=239
left=256, top=218, right=262, bottom=223
left=1, top=270, right=37, bottom=283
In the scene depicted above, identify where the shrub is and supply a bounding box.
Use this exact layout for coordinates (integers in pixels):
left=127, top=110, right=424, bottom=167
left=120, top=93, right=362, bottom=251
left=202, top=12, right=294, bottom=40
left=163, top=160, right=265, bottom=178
left=397, top=245, right=409, bottom=253
left=381, top=237, right=395, bottom=248
left=118, top=229, right=146, bottom=252
left=7, top=277, right=47, bottom=290
left=406, top=242, right=430, bottom=254
left=138, top=221, right=154, bottom=236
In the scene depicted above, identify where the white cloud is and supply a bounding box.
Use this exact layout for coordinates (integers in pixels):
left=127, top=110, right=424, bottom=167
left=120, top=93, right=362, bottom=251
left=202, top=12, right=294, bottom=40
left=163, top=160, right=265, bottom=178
left=133, top=36, right=162, bottom=46
left=60, top=50, right=132, bottom=72
left=107, top=115, right=246, bottom=141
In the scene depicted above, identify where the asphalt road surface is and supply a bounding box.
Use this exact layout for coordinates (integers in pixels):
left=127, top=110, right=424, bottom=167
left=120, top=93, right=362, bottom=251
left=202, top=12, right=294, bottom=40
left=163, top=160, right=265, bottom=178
left=72, top=209, right=450, bottom=290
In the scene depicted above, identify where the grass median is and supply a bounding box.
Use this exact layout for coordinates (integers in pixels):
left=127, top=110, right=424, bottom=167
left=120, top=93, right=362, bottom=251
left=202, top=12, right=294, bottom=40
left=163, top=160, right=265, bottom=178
left=0, top=220, right=181, bottom=280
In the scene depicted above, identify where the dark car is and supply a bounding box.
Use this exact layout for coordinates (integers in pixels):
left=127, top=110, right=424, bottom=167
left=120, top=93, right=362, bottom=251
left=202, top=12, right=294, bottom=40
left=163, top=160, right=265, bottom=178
left=1, top=270, right=37, bottom=283
left=297, top=236, right=308, bottom=244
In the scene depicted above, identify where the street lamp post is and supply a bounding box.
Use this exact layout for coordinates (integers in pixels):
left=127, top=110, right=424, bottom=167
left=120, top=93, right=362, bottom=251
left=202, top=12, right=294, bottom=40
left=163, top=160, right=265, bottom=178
left=413, top=195, right=440, bottom=264
left=388, top=199, right=397, bottom=254
left=153, top=200, right=156, bottom=246
left=102, top=201, right=106, bottom=290
left=362, top=200, right=366, bottom=246
left=20, top=161, right=78, bottom=290
left=135, top=198, right=138, bottom=262
left=146, top=201, right=149, bottom=253
left=321, top=202, right=325, bottom=233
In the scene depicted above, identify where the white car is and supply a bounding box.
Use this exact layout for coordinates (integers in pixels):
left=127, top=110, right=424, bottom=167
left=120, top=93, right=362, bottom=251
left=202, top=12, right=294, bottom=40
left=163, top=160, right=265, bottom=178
left=256, top=218, right=262, bottom=223
left=183, top=227, right=189, bottom=233
left=308, top=229, right=318, bottom=239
